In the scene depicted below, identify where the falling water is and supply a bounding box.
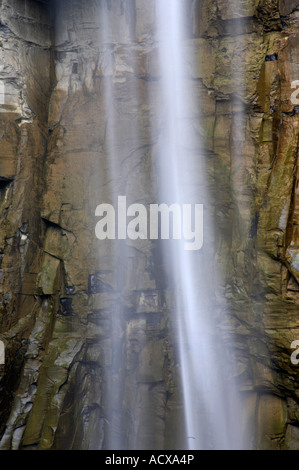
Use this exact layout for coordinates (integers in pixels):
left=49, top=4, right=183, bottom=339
left=98, top=2, right=140, bottom=449
left=98, top=0, right=247, bottom=450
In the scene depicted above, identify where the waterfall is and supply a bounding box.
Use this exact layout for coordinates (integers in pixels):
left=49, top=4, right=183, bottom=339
left=97, top=0, right=248, bottom=450
left=154, top=0, right=246, bottom=450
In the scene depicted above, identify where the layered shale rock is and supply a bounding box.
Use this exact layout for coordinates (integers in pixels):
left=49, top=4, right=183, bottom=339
left=0, top=0, right=298, bottom=450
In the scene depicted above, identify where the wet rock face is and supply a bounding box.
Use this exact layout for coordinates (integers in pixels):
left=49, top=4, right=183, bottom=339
left=0, top=0, right=298, bottom=450
left=0, top=0, right=52, bottom=448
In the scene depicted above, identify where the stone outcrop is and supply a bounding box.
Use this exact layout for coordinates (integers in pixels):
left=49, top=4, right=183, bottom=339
left=0, top=0, right=298, bottom=450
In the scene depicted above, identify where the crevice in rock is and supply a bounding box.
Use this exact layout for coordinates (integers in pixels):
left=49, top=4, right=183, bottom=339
left=265, top=53, right=278, bottom=61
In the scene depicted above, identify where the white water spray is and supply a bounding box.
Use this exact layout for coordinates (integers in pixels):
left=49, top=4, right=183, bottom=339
left=98, top=0, right=247, bottom=450
left=154, top=0, right=246, bottom=450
